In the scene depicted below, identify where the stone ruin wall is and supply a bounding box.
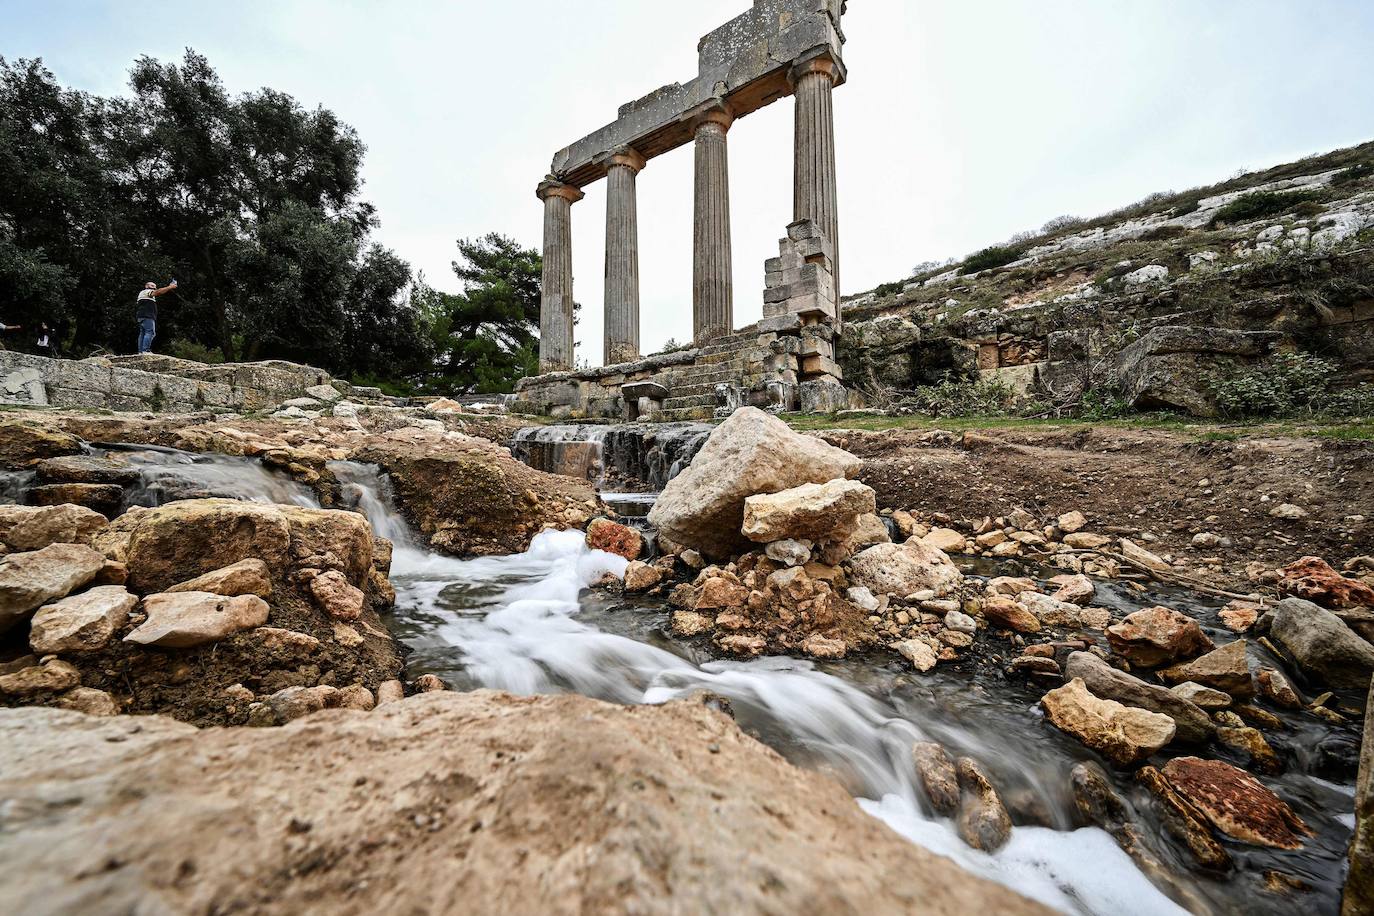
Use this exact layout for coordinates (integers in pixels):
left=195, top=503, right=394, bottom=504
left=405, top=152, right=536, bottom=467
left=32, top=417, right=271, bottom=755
left=0, top=351, right=373, bottom=414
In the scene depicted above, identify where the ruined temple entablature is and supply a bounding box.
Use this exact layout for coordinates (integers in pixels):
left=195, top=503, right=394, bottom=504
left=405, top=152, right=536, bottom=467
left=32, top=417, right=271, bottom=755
left=533, top=0, right=848, bottom=417
left=550, top=1, right=846, bottom=188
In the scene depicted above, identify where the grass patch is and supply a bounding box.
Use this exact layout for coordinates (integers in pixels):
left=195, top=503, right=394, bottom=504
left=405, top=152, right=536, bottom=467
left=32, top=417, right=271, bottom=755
left=1207, top=190, right=1320, bottom=228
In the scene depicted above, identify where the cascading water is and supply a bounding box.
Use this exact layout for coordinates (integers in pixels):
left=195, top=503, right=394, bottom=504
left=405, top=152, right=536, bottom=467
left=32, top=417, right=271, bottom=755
left=95, top=443, right=320, bottom=509
left=510, top=422, right=713, bottom=491
left=331, top=463, right=1354, bottom=916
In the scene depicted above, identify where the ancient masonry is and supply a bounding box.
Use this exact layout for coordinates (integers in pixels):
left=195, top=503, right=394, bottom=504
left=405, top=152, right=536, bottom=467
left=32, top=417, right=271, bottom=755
left=514, top=1, right=851, bottom=421
left=0, top=351, right=379, bottom=413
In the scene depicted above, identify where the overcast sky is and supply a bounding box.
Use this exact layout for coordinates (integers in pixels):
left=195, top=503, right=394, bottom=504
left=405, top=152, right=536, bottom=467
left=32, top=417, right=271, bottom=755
left=7, top=1, right=1374, bottom=365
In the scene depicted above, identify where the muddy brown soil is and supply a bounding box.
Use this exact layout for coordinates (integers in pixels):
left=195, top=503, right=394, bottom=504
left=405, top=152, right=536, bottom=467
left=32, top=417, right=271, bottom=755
left=815, top=425, right=1374, bottom=590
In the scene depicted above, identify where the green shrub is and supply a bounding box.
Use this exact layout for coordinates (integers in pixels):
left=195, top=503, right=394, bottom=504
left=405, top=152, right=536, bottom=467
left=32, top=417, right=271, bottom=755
left=872, top=280, right=906, bottom=297
left=1208, top=190, right=1320, bottom=228
left=1331, top=161, right=1374, bottom=187
left=960, top=245, right=1023, bottom=275
left=1209, top=352, right=1359, bottom=418
left=166, top=338, right=225, bottom=364
left=898, top=376, right=1034, bottom=418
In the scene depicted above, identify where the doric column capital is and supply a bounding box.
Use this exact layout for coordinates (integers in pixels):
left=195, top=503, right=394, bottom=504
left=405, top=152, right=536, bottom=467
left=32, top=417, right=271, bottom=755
left=536, top=177, right=585, bottom=204
left=596, top=146, right=647, bottom=174
left=681, top=98, right=735, bottom=135
left=787, top=49, right=846, bottom=89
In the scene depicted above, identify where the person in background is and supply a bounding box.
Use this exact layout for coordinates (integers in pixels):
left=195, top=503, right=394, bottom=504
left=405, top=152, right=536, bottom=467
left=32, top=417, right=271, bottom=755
left=35, top=322, right=54, bottom=357
left=136, top=279, right=177, bottom=354
left=0, top=319, right=21, bottom=349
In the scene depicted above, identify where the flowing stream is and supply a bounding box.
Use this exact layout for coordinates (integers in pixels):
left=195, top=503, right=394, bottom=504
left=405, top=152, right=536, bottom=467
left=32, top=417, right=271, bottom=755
left=1, top=444, right=1354, bottom=914
left=335, top=461, right=1355, bottom=916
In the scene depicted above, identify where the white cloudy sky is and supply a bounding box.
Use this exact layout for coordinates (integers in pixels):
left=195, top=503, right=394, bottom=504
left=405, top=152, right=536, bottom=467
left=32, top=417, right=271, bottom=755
left=7, top=1, right=1374, bottom=365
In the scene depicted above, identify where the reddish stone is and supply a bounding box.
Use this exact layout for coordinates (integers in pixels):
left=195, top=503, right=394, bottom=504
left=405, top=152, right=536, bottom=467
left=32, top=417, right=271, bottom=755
left=1280, top=556, right=1374, bottom=609
left=585, top=518, right=643, bottom=560
left=1162, top=757, right=1312, bottom=850
left=1106, top=606, right=1214, bottom=668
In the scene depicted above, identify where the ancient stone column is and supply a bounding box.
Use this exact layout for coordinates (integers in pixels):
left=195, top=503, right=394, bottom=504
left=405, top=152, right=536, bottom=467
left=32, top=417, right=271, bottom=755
left=602, top=148, right=646, bottom=366
left=536, top=178, right=584, bottom=373
left=790, top=56, right=841, bottom=327
left=692, top=106, right=734, bottom=346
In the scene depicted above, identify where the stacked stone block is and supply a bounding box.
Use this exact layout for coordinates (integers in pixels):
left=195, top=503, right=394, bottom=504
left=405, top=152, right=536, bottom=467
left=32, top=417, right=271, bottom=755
left=761, top=220, right=847, bottom=413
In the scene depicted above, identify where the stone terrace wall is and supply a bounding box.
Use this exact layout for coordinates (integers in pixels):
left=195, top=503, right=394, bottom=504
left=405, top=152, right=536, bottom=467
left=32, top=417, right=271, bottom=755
left=0, top=351, right=354, bottom=413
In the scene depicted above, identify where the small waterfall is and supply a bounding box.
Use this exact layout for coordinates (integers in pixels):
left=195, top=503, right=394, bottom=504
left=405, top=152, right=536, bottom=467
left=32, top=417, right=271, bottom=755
left=0, top=470, right=35, bottom=504
left=99, top=444, right=320, bottom=509
left=328, top=460, right=417, bottom=549
left=510, top=422, right=713, bottom=490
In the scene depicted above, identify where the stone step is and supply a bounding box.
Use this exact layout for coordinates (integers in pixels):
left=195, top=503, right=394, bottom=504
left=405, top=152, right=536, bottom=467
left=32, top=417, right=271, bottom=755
left=671, top=365, right=745, bottom=385
left=655, top=405, right=717, bottom=422
left=663, top=393, right=720, bottom=409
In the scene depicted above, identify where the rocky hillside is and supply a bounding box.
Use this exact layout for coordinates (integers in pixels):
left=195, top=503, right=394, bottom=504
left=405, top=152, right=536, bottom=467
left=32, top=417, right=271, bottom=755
left=840, top=141, right=1374, bottom=416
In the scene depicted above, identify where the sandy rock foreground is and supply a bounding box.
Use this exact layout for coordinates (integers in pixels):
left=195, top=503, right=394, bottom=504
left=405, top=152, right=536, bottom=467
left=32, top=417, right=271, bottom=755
left=0, top=690, right=1047, bottom=915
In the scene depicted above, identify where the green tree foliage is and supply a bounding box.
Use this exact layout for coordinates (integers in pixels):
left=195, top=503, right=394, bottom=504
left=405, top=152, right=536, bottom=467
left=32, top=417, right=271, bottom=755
left=416, top=234, right=543, bottom=394
left=0, top=51, right=431, bottom=382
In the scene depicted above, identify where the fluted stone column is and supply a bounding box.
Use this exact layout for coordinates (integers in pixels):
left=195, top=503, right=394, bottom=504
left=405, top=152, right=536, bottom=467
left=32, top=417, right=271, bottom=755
left=602, top=148, right=645, bottom=366
left=692, top=106, right=734, bottom=346
left=536, top=178, right=584, bottom=373
left=791, top=56, right=841, bottom=327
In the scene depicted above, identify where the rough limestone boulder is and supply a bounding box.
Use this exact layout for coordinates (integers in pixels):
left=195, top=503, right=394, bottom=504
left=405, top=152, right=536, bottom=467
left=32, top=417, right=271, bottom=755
left=1269, top=597, right=1374, bottom=689
left=29, top=586, right=138, bottom=655
left=648, top=408, right=861, bottom=561
left=848, top=540, right=963, bottom=599
left=0, top=419, right=82, bottom=466
left=1114, top=326, right=1279, bottom=416
left=1064, top=651, right=1214, bottom=745
left=0, top=692, right=1048, bottom=915
left=1160, top=757, right=1311, bottom=850
left=0, top=504, right=108, bottom=551
left=355, top=428, right=596, bottom=556
left=1105, top=606, right=1213, bottom=668
left=1040, top=678, right=1176, bottom=766
left=741, top=479, right=875, bottom=544
left=94, top=499, right=373, bottom=593
left=0, top=543, right=106, bottom=634
left=125, top=592, right=270, bottom=648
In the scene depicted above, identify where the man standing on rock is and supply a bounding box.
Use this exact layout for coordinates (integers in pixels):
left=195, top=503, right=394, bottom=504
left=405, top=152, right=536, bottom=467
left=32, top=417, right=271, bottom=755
left=136, top=279, right=177, bottom=354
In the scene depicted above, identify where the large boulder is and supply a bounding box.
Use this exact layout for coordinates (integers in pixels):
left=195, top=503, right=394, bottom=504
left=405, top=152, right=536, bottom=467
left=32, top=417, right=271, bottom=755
left=1269, top=597, right=1374, bottom=689
left=1114, top=326, right=1279, bottom=417
left=1160, top=757, right=1311, bottom=850
left=0, top=504, right=108, bottom=551
left=848, top=540, right=963, bottom=599
left=29, top=586, right=138, bottom=655
left=1064, top=652, right=1215, bottom=745
left=741, top=479, right=875, bottom=544
left=124, top=592, right=269, bottom=648
left=0, top=692, right=1049, bottom=915
left=0, top=543, right=106, bottom=634
left=648, top=408, right=861, bottom=561
left=34, top=453, right=142, bottom=486
left=1105, top=606, right=1213, bottom=668
left=1040, top=677, right=1176, bottom=766
left=94, top=499, right=373, bottom=593
left=355, top=428, right=596, bottom=556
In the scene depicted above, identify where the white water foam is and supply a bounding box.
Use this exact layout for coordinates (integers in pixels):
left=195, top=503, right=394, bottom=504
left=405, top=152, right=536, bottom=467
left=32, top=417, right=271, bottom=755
left=386, top=527, right=1186, bottom=916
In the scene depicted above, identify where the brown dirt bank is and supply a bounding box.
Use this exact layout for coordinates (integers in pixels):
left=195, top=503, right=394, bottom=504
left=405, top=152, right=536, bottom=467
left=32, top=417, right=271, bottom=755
left=815, top=424, right=1373, bottom=589
left=0, top=691, right=1048, bottom=916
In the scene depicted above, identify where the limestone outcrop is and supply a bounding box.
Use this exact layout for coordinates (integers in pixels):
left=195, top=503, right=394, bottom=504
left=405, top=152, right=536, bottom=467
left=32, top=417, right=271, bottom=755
left=0, top=692, right=1049, bottom=915
left=648, top=408, right=861, bottom=560
left=355, top=428, right=596, bottom=556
